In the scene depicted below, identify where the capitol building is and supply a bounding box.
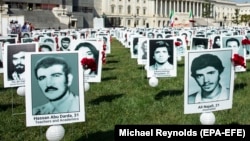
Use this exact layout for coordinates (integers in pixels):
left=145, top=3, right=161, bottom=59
left=101, top=0, right=250, bottom=28
left=1, top=0, right=250, bottom=28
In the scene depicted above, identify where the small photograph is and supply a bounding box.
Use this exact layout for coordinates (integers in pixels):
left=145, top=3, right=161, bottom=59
left=25, top=51, right=85, bottom=127
left=211, top=35, right=221, bottom=49
left=174, top=36, right=187, bottom=57
left=22, top=38, right=34, bottom=43
left=147, top=31, right=155, bottom=39
left=21, top=32, right=31, bottom=38
left=38, top=43, right=55, bottom=52
left=39, top=37, right=56, bottom=51
left=3, top=43, right=37, bottom=87
left=137, top=37, right=148, bottom=65
left=58, top=36, right=72, bottom=51
left=147, top=38, right=177, bottom=78
left=96, top=33, right=111, bottom=54
left=72, top=40, right=103, bottom=83
left=191, top=37, right=209, bottom=50
left=7, top=34, right=19, bottom=40
left=130, top=35, right=140, bottom=59
left=221, top=35, right=245, bottom=72
left=179, top=31, right=191, bottom=47
left=156, top=33, right=164, bottom=39
left=184, top=49, right=234, bottom=114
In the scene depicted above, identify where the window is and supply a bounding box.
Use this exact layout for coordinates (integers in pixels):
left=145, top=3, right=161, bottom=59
left=128, top=19, right=131, bottom=26
left=111, top=5, right=115, bottom=13
left=127, top=5, right=131, bottom=14
left=143, top=8, right=146, bottom=15
left=136, top=8, right=139, bottom=15
left=119, top=5, right=122, bottom=14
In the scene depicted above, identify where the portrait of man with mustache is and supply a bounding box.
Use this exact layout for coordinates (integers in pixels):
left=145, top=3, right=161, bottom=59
left=32, top=55, right=80, bottom=115
left=7, top=44, right=36, bottom=81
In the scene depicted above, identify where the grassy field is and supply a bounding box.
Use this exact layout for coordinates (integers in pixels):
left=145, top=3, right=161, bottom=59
left=1, top=38, right=250, bottom=141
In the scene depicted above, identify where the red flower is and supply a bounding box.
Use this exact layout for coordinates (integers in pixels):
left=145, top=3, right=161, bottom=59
left=231, top=54, right=246, bottom=68
left=242, top=39, right=250, bottom=45
left=175, top=41, right=181, bottom=46
left=81, top=58, right=97, bottom=71
left=103, top=44, right=107, bottom=51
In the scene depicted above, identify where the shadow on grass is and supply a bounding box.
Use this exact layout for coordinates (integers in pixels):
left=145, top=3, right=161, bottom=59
left=154, top=90, right=183, bottom=100
left=101, top=76, right=117, bottom=81
left=137, top=65, right=146, bottom=70
left=75, top=130, right=114, bottom=141
left=89, top=94, right=124, bottom=105
left=106, top=60, right=119, bottom=64
left=177, top=63, right=184, bottom=67
left=107, top=54, right=115, bottom=57
left=0, top=103, right=20, bottom=112
left=102, top=67, right=116, bottom=71
left=234, top=82, right=247, bottom=91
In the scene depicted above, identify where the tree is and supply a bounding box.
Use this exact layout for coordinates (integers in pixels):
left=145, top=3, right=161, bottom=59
left=240, top=14, right=250, bottom=26
left=231, top=9, right=240, bottom=25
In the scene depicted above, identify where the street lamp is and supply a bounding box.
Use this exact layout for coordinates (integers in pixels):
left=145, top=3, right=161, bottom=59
left=132, top=14, right=137, bottom=27
left=223, top=16, right=227, bottom=29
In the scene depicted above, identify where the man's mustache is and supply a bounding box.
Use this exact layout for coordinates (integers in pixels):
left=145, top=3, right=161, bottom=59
left=45, top=86, right=58, bottom=92
left=15, top=64, right=25, bottom=68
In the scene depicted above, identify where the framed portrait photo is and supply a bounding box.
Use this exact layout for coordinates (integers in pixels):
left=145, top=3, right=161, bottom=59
left=96, top=33, right=111, bottom=54
left=147, top=38, right=177, bottom=78
left=191, top=37, right=209, bottom=50
left=137, top=37, right=148, bottom=65
left=25, top=51, right=85, bottom=127
left=3, top=43, right=38, bottom=88
left=221, top=35, right=246, bottom=72
left=72, top=40, right=103, bottom=83
left=184, top=49, right=234, bottom=114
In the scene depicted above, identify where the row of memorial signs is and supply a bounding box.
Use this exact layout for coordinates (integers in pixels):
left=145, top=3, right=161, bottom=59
left=1, top=27, right=248, bottom=127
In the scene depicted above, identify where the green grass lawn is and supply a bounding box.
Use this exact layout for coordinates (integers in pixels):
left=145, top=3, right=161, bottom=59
left=1, top=38, right=250, bottom=141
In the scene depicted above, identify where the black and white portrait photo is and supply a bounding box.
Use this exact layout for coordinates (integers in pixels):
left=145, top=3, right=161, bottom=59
left=72, top=40, right=103, bottom=83
left=137, top=37, right=148, bottom=65
left=25, top=51, right=85, bottom=127
left=3, top=43, right=37, bottom=88
left=184, top=49, right=234, bottom=114
left=147, top=39, right=177, bottom=78
left=221, top=35, right=246, bottom=72
left=191, top=37, right=209, bottom=50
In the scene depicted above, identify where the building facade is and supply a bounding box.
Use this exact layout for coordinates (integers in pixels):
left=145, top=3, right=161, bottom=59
left=98, top=0, right=250, bottom=28
left=1, top=0, right=250, bottom=28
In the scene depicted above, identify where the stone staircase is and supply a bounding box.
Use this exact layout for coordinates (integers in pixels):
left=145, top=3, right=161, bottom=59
left=8, top=9, right=68, bottom=29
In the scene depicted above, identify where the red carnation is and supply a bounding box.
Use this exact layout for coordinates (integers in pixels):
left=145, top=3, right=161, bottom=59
left=231, top=54, right=246, bottom=68
left=175, top=41, right=181, bottom=46
left=81, top=58, right=97, bottom=71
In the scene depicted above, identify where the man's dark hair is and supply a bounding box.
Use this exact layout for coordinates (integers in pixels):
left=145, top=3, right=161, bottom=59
left=191, top=54, right=224, bottom=78
left=194, top=39, right=207, bottom=46
left=39, top=44, right=52, bottom=51
left=34, top=56, right=71, bottom=82
left=177, top=38, right=183, bottom=43
left=44, top=38, right=54, bottom=43
left=61, top=37, right=70, bottom=42
left=22, top=33, right=30, bottom=37
left=226, top=38, right=240, bottom=47
left=150, top=40, right=173, bottom=65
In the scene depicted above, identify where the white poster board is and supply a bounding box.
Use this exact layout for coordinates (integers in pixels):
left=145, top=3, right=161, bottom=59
left=25, top=51, right=85, bottom=127
left=184, top=49, right=234, bottom=114
left=93, top=17, right=104, bottom=29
